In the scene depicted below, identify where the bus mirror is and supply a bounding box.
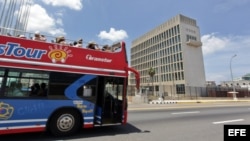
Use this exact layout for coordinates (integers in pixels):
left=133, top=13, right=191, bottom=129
left=127, top=67, right=140, bottom=91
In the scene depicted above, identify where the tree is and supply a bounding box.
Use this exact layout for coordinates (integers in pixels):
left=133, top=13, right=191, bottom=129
left=148, top=67, right=155, bottom=95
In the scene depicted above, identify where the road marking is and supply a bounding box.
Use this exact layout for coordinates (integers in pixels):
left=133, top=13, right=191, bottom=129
left=213, top=119, right=244, bottom=124
left=171, top=111, right=200, bottom=115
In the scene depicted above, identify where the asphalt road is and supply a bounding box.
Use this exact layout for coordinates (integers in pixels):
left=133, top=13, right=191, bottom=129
left=1, top=102, right=250, bottom=141
left=128, top=102, right=250, bottom=141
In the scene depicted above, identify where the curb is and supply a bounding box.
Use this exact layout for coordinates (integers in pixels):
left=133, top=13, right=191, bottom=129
left=129, top=99, right=250, bottom=105
left=149, top=100, right=177, bottom=104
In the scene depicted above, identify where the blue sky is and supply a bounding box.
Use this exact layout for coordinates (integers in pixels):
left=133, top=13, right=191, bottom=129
left=1, top=0, right=250, bottom=84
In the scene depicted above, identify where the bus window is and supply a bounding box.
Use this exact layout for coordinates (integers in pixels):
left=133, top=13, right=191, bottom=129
left=81, top=77, right=97, bottom=103
left=105, top=77, right=125, bottom=100
left=1, top=69, right=49, bottom=97
left=49, top=72, right=81, bottom=97
left=6, top=81, right=23, bottom=97
left=49, top=72, right=97, bottom=101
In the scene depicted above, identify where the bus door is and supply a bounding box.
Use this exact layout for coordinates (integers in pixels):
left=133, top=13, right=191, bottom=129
left=95, top=77, right=125, bottom=124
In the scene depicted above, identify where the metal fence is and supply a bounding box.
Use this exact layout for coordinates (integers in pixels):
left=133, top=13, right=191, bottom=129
left=127, top=85, right=250, bottom=100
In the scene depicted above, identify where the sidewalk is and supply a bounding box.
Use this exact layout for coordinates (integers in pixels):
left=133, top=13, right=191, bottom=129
left=166, top=99, right=250, bottom=104
left=128, top=99, right=250, bottom=111
left=129, top=95, right=250, bottom=104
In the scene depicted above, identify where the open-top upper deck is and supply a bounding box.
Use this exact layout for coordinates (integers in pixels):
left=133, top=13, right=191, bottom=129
left=0, top=32, right=129, bottom=77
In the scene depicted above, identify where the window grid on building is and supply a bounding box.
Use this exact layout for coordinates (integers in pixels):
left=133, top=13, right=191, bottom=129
left=130, top=14, right=205, bottom=96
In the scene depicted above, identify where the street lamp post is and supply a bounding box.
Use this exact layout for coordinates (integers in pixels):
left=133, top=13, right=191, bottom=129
left=230, top=54, right=237, bottom=100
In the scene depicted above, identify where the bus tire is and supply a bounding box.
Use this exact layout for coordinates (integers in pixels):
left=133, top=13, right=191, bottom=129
left=49, top=109, right=81, bottom=136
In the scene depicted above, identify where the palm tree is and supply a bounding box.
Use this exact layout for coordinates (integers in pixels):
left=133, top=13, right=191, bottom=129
left=148, top=67, right=155, bottom=95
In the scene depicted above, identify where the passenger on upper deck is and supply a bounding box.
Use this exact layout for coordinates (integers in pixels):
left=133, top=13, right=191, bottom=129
left=74, top=38, right=83, bottom=47
left=72, top=41, right=77, bottom=46
left=32, top=31, right=42, bottom=41
left=86, top=41, right=100, bottom=50
left=17, top=34, right=26, bottom=39
left=56, top=36, right=67, bottom=45
left=40, top=35, right=47, bottom=42
left=102, top=45, right=112, bottom=52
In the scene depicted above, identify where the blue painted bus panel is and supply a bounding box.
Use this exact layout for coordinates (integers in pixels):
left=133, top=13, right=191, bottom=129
left=0, top=99, right=95, bottom=126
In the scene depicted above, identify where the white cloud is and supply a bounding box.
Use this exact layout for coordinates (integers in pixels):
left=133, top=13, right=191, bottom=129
left=202, top=33, right=250, bottom=84
left=201, top=33, right=230, bottom=55
left=202, top=33, right=250, bottom=56
left=42, top=0, right=82, bottom=11
left=26, top=4, right=65, bottom=36
left=98, top=28, right=128, bottom=42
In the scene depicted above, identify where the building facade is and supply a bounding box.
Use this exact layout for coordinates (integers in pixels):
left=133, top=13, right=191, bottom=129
left=130, top=14, right=206, bottom=97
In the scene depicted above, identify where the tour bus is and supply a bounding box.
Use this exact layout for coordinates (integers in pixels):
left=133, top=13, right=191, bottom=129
left=0, top=29, right=140, bottom=136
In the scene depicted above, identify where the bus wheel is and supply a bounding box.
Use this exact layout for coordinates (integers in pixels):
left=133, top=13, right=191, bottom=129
left=49, top=109, right=81, bottom=136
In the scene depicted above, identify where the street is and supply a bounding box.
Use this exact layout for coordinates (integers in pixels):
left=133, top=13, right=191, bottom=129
left=1, top=102, right=250, bottom=141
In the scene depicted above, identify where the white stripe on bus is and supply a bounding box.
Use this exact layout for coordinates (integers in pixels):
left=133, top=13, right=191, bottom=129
left=0, top=125, right=46, bottom=130
left=0, top=58, right=126, bottom=74
left=84, top=122, right=93, bottom=125
left=84, top=117, right=94, bottom=120
left=95, top=116, right=101, bottom=119
left=0, top=119, right=47, bottom=124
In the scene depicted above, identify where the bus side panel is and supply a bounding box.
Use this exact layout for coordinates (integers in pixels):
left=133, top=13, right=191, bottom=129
left=0, top=99, right=95, bottom=135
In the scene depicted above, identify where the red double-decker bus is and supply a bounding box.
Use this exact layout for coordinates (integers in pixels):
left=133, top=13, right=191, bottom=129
left=0, top=29, right=140, bottom=136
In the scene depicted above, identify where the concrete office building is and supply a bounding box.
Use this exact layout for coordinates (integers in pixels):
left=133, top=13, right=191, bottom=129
left=130, top=14, right=206, bottom=97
